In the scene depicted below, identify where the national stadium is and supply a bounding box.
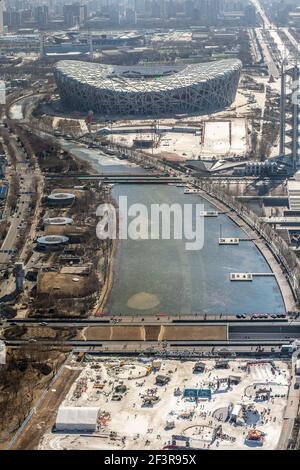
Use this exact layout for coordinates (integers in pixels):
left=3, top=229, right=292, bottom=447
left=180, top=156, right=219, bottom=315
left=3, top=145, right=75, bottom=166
left=54, top=59, right=242, bottom=116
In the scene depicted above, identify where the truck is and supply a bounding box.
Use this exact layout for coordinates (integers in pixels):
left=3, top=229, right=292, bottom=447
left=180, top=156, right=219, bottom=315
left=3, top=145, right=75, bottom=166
left=281, top=344, right=295, bottom=355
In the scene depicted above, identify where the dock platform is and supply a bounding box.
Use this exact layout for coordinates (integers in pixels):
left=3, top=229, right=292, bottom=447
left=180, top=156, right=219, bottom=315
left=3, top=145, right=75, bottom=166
left=230, top=272, right=275, bottom=281
left=219, top=237, right=240, bottom=245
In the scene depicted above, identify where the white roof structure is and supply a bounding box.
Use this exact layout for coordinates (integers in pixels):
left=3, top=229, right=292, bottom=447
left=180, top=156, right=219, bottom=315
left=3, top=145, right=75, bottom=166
left=37, top=235, right=69, bottom=245
left=48, top=193, right=75, bottom=202
left=231, top=404, right=242, bottom=417
left=44, top=217, right=73, bottom=226
left=55, top=60, right=241, bottom=93
left=54, top=59, right=242, bottom=116
left=55, top=406, right=99, bottom=432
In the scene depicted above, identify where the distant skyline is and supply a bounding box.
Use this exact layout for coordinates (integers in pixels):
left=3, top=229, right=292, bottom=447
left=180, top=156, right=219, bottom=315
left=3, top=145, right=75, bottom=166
left=1, top=0, right=259, bottom=30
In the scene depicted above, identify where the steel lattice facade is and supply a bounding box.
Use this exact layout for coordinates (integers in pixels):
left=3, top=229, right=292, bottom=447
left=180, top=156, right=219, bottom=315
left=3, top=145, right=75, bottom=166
left=54, top=59, right=242, bottom=116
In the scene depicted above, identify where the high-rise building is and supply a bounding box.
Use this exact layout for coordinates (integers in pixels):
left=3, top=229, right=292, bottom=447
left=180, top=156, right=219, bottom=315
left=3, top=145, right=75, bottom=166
left=0, top=0, right=4, bottom=34
left=206, top=0, right=221, bottom=25
left=34, top=5, right=49, bottom=28
left=63, top=2, right=87, bottom=27
left=151, top=0, right=161, bottom=17
left=123, top=8, right=137, bottom=24
left=244, top=4, right=257, bottom=26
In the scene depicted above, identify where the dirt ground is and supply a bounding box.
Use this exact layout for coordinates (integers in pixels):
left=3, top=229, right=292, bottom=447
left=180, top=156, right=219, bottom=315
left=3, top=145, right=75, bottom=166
left=85, top=325, right=227, bottom=341
left=37, top=272, right=95, bottom=298
left=144, top=326, right=161, bottom=341
left=160, top=325, right=227, bottom=341
left=85, top=326, right=144, bottom=341
left=0, top=350, right=66, bottom=449
left=12, top=364, right=81, bottom=450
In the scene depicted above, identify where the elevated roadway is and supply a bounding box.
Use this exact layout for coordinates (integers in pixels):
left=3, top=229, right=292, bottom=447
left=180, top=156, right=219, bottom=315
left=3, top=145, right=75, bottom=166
left=236, top=196, right=288, bottom=204
left=0, top=135, right=35, bottom=267
left=0, top=318, right=291, bottom=327
left=2, top=322, right=300, bottom=347
left=4, top=339, right=293, bottom=348
left=229, top=324, right=300, bottom=340
left=262, top=216, right=300, bottom=225
left=282, top=28, right=299, bottom=54
left=45, top=173, right=184, bottom=184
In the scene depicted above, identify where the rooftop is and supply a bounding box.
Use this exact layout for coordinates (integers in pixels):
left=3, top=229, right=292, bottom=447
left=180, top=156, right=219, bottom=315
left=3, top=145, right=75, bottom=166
left=55, top=59, right=242, bottom=93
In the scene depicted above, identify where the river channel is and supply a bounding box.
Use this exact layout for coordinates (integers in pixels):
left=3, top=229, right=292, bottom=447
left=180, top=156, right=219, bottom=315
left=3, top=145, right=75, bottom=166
left=64, top=144, right=285, bottom=316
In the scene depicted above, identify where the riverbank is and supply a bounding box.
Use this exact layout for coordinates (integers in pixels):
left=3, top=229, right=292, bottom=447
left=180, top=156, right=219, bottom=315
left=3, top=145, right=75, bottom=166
left=93, top=236, right=117, bottom=317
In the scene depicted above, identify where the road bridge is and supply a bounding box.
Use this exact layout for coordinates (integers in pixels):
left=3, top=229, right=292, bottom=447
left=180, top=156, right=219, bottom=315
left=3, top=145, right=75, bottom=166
left=236, top=196, right=288, bottom=205
left=4, top=339, right=293, bottom=348
left=2, top=322, right=300, bottom=348
left=229, top=324, right=300, bottom=340
left=0, top=318, right=290, bottom=327
left=45, top=174, right=183, bottom=184
left=262, top=216, right=300, bottom=226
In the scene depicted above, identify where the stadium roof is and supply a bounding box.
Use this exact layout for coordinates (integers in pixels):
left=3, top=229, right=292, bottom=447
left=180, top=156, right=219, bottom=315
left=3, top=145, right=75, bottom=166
left=55, top=59, right=242, bottom=94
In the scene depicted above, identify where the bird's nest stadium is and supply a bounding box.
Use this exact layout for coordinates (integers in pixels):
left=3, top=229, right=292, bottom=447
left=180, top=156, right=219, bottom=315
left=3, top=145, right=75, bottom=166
left=54, top=59, right=242, bottom=116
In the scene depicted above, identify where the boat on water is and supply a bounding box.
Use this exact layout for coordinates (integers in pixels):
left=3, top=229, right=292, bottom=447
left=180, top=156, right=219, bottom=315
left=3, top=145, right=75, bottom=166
left=219, top=237, right=239, bottom=245
left=199, top=210, right=219, bottom=217
left=184, top=188, right=201, bottom=194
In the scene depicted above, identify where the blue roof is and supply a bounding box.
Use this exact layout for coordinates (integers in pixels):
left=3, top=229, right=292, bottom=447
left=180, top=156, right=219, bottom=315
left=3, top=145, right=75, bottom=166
left=0, top=186, right=7, bottom=196
left=183, top=389, right=211, bottom=399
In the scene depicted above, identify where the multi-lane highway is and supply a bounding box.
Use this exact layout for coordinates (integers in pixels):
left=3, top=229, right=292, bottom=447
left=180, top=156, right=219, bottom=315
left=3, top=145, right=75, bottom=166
left=251, top=0, right=271, bottom=29
left=0, top=317, right=293, bottom=327
left=282, top=28, right=299, bottom=51
left=0, top=134, right=34, bottom=267
left=255, top=28, right=280, bottom=78
left=1, top=319, right=300, bottom=347
left=229, top=324, right=300, bottom=340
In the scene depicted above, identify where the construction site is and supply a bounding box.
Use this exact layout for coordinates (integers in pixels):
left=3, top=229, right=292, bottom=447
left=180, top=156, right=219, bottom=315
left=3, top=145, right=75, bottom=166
left=105, top=118, right=248, bottom=162
left=38, top=356, right=290, bottom=451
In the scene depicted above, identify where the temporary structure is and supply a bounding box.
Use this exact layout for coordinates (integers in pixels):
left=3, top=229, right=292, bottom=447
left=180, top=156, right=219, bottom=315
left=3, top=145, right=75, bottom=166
left=55, top=406, right=99, bottom=432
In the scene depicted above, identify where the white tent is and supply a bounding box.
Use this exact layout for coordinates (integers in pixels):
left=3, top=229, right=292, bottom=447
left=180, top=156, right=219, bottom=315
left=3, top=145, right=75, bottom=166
left=55, top=406, right=99, bottom=432
left=231, top=404, right=242, bottom=419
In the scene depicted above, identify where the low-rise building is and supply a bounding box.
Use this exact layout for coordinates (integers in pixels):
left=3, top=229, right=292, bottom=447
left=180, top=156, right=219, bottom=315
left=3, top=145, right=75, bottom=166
left=55, top=406, right=99, bottom=432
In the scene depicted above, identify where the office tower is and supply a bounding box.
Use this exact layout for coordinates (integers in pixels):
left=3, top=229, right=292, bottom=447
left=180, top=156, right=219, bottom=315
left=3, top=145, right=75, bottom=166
left=34, top=5, right=49, bottom=28
left=0, top=0, right=4, bottom=34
